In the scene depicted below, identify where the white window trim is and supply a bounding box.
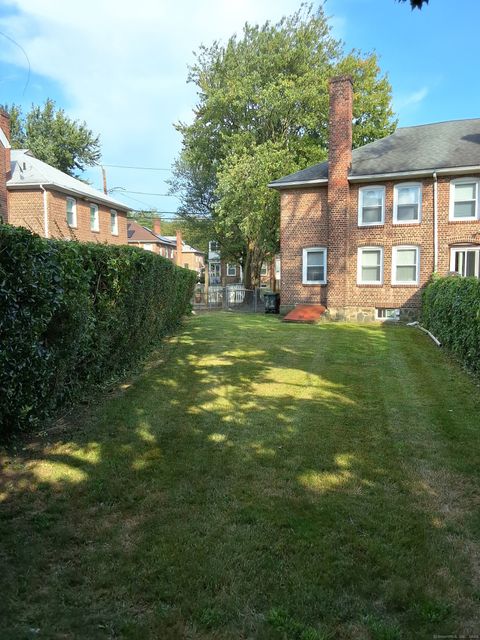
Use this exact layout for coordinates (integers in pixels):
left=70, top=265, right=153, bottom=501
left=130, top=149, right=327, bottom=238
left=226, top=263, right=236, bottom=276
left=260, top=263, right=268, bottom=277
left=66, top=197, right=77, bottom=228
left=90, top=203, right=99, bottom=232
left=393, top=182, right=422, bottom=224
left=143, top=243, right=154, bottom=251
left=358, top=185, right=385, bottom=227
left=449, top=246, right=480, bottom=277
left=302, top=247, right=327, bottom=285
left=110, top=209, right=118, bottom=235
left=449, top=178, right=479, bottom=221
left=392, top=245, right=420, bottom=285
left=357, top=246, right=384, bottom=285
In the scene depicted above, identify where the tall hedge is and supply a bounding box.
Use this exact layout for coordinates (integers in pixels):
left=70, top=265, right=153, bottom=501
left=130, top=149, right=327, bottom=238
left=422, top=275, right=480, bottom=375
left=0, top=224, right=196, bottom=436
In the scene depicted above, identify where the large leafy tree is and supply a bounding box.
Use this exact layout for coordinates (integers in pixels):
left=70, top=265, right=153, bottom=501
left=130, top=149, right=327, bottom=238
left=4, top=99, right=101, bottom=177
left=170, top=4, right=396, bottom=286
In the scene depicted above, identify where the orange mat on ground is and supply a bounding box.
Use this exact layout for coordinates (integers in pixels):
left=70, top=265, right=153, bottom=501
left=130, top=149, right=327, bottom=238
left=283, top=304, right=326, bottom=323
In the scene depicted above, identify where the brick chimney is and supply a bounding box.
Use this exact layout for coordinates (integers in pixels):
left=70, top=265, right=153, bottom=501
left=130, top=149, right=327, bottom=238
left=153, top=218, right=161, bottom=236
left=0, top=109, right=10, bottom=223
left=176, top=229, right=183, bottom=266
left=327, top=76, right=353, bottom=311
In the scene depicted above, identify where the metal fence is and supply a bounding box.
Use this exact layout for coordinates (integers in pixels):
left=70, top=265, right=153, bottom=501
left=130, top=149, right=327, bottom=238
left=192, top=285, right=266, bottom=313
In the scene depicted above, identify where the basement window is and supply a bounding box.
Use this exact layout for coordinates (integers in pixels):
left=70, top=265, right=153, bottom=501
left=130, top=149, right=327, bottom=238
left=376, top=308, right=400, bottom=321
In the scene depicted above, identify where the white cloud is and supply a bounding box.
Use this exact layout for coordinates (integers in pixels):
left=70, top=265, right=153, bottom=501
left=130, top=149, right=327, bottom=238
left=394, top=86, right=429, bottom=112
left=0, top=0, right=300, bottom=169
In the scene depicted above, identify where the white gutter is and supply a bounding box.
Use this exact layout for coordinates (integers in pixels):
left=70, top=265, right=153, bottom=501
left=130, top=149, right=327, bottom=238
left=40, top=184, right=49, bottom=238
left=433, top=171, right=438, bottom=272
left=268, top=178, right=328, bottom=189
left=6, top=181, right=130, bottom=211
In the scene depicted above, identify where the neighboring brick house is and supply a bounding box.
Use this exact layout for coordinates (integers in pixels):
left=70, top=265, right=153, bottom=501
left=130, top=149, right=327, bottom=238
left=207, top=240, right=279, bottom=289
left=127, top=219, right=177, bottom=259
left=163, top=235, right=205, bottom=277
left=0, top=110, right=129, bottom=244
left=269, top=76, right=480, bottom=321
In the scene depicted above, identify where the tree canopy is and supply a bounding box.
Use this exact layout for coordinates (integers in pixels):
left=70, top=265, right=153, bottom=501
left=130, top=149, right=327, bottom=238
left=170, top=4, right=397, bottom=286
left=399, top=0, right=428, bottom=8
left=4, top=99, right=101, bottom=177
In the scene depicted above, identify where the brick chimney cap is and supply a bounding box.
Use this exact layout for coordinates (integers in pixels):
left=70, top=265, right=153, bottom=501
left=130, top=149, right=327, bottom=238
left=329, top=75, right=353, bottom=86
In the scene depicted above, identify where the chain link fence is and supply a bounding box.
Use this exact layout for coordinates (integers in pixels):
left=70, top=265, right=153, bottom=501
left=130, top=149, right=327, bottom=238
left=192, top=285, right=267, bottom=313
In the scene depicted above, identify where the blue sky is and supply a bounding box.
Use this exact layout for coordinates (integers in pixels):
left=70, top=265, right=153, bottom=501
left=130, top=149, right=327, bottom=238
left=0, top=0, right=477, bottom=216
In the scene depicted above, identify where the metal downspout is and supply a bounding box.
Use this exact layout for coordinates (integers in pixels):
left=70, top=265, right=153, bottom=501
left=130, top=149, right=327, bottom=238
left=40, top=184, right=49, bottom=238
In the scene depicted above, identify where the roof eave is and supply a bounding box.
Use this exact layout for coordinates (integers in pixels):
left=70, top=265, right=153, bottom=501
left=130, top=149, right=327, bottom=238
left=268, top=178, right=328, bottom=190
left=7, top=180, right=131, bottom=211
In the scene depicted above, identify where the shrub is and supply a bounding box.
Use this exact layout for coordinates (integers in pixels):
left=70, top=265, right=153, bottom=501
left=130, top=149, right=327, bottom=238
left=0, top=225, right=196, bottom=437
left=422, top=275, right=480, bottom=375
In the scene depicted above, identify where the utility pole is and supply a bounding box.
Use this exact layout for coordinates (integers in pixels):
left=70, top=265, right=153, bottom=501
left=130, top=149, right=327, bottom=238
left=101, top=166, right=108, bottom=194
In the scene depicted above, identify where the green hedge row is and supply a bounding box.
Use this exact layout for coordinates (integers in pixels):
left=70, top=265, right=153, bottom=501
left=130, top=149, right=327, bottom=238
left=422, top=275, right=480, bottom=375
left=0, top=224, right=196, bottom=436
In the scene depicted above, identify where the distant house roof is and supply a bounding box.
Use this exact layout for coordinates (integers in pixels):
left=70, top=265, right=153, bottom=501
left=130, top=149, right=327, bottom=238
left=127, top=220, right=176, bottom=246
left=163, top=235, right=204, bottom=255
left=269, top=118, right=480, bottom=188
left=7, top=149, right=130, bottom=210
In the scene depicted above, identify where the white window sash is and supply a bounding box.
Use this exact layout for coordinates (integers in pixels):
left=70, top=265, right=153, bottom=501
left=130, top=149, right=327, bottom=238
left=392, top=246, right=420, bottom=285
left=358, top=186, right=385, bottom=227
left=110, top=209, right=118, bottom=235
left=302, top=247, right=327, bottom=284
left=357, top=247, right=383, bottom=284
left=450, top=247, right=480, bottom=278
left=66, top=198, right=77, bottom=227
left=449, top=179, right=479, bottom=221
left=90, top=204, right=99, bottom=232
left=393, top=183, right=422, bottom=224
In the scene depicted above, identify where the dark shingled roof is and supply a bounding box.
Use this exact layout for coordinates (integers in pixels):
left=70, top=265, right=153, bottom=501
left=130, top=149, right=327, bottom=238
left=270, top=118, right=480, bottom=187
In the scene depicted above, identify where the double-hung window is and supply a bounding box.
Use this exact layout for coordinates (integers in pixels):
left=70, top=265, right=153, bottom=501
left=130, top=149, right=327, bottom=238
left=394, top=183, right=421, bottom=223
left=227, top=263, right=236, bottom=277
left=357, top=247, right=383, bottom=284
left=450, top=247, right=480, bottom=278
left=260, top=263, right=268, bottom=276
left=392, top=246, right=420, bottom=285
left=302, top=247, right=327, bottom=284
left=450, top=179, right=479, bottom=221
left=90, top=204, right=99, bottom=232
left=110, top=209, right=118, bottom=235
left=358, top=186, right=385, bottom=226
left=66, top=197, right=77, bottom=227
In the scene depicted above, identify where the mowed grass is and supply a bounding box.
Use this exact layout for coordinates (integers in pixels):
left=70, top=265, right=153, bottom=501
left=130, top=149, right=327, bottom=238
left=1, top=313, right=480, bottom=639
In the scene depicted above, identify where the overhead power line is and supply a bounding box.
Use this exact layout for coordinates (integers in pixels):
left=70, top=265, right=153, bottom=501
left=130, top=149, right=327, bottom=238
left=119, top=189, right=179, bottom=197
left=102, top=163, right=172, bottom=171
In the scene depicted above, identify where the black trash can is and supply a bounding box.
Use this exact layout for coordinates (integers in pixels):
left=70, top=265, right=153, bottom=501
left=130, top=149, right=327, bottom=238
left=264, top=292, right=280, bottom=314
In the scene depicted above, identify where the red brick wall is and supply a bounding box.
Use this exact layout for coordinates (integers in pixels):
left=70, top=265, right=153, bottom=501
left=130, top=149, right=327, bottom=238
left=280, top=188, right=329, bottom=306
left=327, top=77, right=353, bottom=308
left=8, top=188, right=128, bottom=245
left=279, top=176, right=480, bottom=311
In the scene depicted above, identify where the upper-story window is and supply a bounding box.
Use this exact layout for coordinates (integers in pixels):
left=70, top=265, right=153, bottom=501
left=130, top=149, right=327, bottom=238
left=110, top=209, right=118, bottom=235
left=393, top=183, right=422, bottom=223
left=358, top=186, right=385, bottom=226
left=392, top=246, right=420, bottom=285
left=143, top=243, right=154, bottom=251
left=66, top=197, right=77, bottom=228
left=302, top=247, right=327, bottom=284
left=227, top=263, right=236, bottom=276
left=450, top=247, right=480, bottom=278
left=357, top=246, right=383, bottom=285
left=260, top=263, right=268, bottom=276
left=90, top=204, right=99, bottom=232
left=209, top=241, right=220, bottom=252
left=450, top=179, right=479, bottom=221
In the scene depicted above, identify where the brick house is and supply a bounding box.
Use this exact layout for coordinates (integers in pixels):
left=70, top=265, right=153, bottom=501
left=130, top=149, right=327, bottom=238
left=269, top=76, right=480, bottom=321
left=0, top=110, right=129, bottom=244
left=127, top=219, right=177, bottom=259
left=207, top=240, right=279, bottom=289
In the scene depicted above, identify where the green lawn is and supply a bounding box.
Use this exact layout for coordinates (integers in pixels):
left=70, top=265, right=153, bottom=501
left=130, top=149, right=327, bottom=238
left=1, top=313, right=480, bottom=639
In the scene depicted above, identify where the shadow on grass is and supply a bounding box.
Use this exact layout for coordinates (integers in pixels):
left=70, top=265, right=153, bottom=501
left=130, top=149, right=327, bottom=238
left=1, top=313, right=479, bottom=639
